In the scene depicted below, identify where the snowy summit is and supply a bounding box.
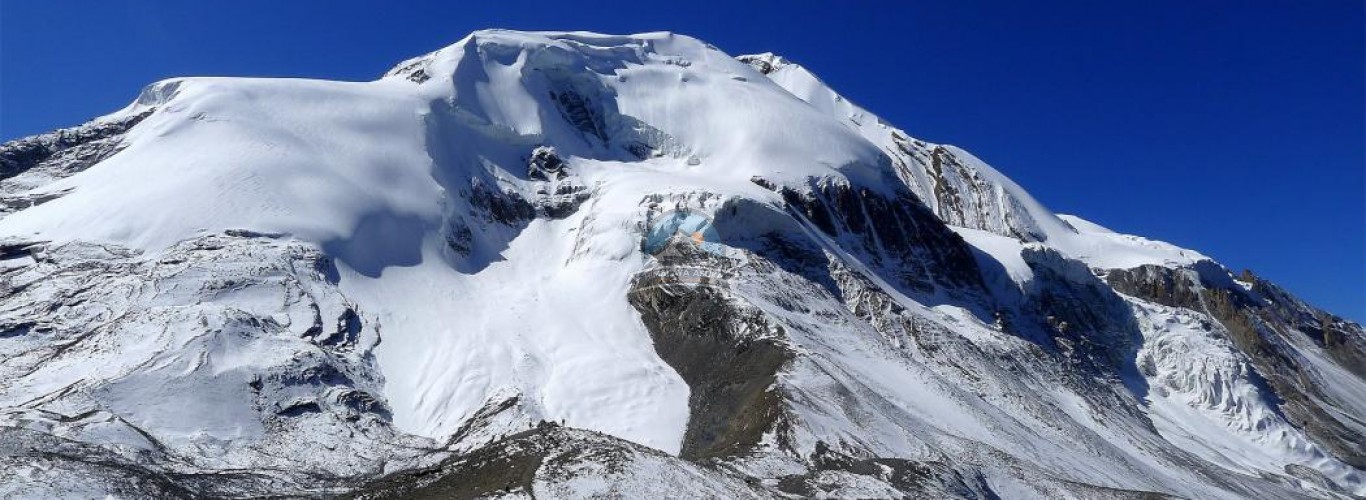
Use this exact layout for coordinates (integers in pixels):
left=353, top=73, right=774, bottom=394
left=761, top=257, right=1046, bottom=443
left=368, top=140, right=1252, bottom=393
left=0, top=30, right=1362, bottom=498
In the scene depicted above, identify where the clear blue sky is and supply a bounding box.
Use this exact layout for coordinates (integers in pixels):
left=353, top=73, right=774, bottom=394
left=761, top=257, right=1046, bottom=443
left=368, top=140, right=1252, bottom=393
left=2, top=1, right=1362, bottom=320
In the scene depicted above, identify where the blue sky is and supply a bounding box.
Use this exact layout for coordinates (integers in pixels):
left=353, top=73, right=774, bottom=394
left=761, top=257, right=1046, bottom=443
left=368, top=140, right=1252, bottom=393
left=2, top=1, right=1362, bottom=320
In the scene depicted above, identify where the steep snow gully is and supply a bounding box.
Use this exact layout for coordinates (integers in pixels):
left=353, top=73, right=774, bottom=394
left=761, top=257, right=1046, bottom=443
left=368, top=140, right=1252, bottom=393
left=0, top=30, right=1362, bottom=498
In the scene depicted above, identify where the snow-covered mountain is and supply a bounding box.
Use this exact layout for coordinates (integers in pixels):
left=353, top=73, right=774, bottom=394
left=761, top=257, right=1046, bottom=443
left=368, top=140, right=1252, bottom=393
left=1, top=30, right=1362, bottom=499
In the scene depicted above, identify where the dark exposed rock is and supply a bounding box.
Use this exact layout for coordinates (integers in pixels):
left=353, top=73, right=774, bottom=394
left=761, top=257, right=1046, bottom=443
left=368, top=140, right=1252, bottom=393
left=767, top=177, right=988, bottom=301
left=346, top=424, right=558, bottom=499
left=383, top=56, right=434, bottom=83
left=748, top=175, right=777, bottom=191
left=628, top=264, right=791, bottom=461
left=343, top=425, right=766, bottom=499
left=442, top=171, right=589, bottom=270
left=0, top=322, right=34, bottom=339
left=442, top=220, right=474, bottom=256
left=551, top=89, right=610, bottom=145
left=320, top=307, right=364, bottom=347
left=534, top=181, right=591, bottom=219
left=1022, top=247, right=1144, bottom=374
left=736, top=54, right=782, bottom=75
left=0, top=109, right=153, bottom=181
left=406, top=69, right=430, bottom=83
left=1249, top=277, right=1366, bottom=379
left=468, top=180, right=535, bottom=226
left=277, top=401, right=323, bottom=417
left=0, top=241, right=42, bottom=261
left=528, top=145, right=567, bottom=181
left=335, top=389, right=389, bottom=420
left=0, top=189, right=74, bottom=218
left=1284, top=463, right=1351, bottom=496
left=886, top=133, right=1047, bottom=242
left=771, top=441, right=996, bottom=499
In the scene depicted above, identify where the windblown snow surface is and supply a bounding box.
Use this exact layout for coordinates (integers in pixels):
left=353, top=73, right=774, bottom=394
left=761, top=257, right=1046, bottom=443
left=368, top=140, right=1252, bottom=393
left=1, top=31, right=1362, bottom=499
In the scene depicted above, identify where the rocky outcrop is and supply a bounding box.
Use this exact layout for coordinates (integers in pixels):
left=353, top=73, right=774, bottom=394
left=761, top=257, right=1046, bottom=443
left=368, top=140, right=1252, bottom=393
left=753, top=175, right=988, bottom=301
left=628, top=259, right=791, bottom=461
left=773, top=442, right=996, bottom=499
left=528, top=145, right=567, bottom=180
left=345, top=424, right=769, bottom=499
left=885, top=136, right=1049, bottom=243
left=1021, top=247, right=1145, bottom=376
left=0, top=110, right=152, bottom=181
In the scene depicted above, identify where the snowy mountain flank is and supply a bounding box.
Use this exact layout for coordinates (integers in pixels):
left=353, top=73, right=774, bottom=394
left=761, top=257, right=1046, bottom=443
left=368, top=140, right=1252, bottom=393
left=1, top=30, right=1362, bottom=499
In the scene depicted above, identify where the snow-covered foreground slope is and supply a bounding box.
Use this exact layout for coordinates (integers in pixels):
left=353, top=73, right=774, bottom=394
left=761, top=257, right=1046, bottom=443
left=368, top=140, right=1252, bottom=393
left=1, top=30, right=1362, bottom=498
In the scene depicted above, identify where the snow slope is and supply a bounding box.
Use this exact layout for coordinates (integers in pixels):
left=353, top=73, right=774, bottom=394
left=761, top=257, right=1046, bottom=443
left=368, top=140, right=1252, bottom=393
left=0, top=30, right=1361, bottom=498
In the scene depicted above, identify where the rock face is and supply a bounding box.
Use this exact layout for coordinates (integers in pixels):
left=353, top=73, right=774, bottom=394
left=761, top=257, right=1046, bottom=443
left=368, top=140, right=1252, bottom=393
left=345, top=423, right=769, bottom=499
left=0, top=30, right=1361, bottom=498
left=0, top=109, right=152, bottom=180
left=628, top=257, right=790, bottom=461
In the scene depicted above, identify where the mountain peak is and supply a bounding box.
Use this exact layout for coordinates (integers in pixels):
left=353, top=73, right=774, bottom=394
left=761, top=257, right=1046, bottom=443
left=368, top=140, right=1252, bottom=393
left=1, top=29, right=1361, bottom=498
